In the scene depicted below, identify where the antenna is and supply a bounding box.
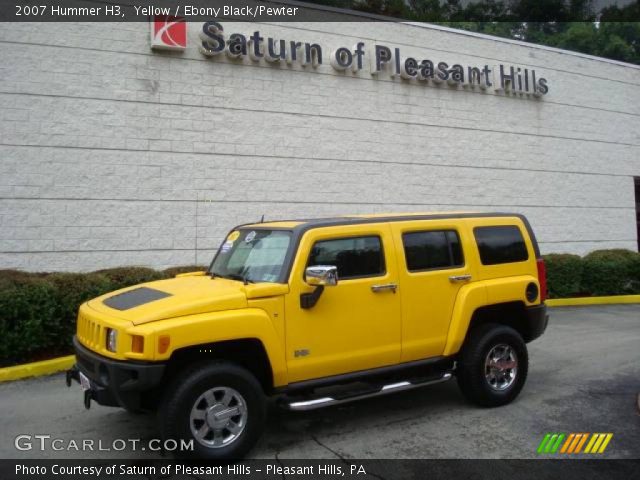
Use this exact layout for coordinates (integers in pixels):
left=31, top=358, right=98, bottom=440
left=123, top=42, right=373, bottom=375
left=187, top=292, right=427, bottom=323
left=195, top=192, right=200, bottom=265
left=260, top=214, right=265, bottom=223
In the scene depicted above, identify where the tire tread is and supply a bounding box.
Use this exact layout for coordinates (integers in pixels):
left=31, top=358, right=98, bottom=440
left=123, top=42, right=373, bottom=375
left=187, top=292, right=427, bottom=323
left=158, top=361, right=266, bottom=459
left=456, top=323, right=528, bottom=407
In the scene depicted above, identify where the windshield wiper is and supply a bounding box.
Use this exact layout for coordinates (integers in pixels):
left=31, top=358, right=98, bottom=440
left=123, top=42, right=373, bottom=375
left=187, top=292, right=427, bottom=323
left=220, top=273, right=254, bottom=285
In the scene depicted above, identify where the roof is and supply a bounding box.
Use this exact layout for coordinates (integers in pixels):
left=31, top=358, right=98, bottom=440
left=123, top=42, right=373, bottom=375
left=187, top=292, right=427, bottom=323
left=351, top=211, right=476, bottom=219
left=243, top=220, right=306, bottom=229
left=241, top=211, right=527, bottom=229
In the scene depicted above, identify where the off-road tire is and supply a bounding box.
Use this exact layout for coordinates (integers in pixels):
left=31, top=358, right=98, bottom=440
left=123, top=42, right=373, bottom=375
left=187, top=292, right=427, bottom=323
left=456, top=323, right=528, bottom=407
left=159, top=362, right=266, bottom=459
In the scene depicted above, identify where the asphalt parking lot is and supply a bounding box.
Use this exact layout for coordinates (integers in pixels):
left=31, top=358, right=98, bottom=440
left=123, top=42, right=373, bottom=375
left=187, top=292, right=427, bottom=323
left=1, top=305, right=638, bottom=460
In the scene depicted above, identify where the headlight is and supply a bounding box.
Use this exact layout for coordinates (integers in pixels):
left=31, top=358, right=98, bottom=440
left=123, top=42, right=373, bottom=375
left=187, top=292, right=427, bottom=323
left=106, top=328, right=118, bottom=352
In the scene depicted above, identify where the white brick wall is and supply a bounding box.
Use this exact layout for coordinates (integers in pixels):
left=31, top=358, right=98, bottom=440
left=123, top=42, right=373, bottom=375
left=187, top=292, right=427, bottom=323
left=0, top=21, right=639, bottom=271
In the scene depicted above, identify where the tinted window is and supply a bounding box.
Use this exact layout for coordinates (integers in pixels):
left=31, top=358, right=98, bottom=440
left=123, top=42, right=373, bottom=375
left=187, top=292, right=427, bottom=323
left=474, top=226, right=528, bottom=265
left=308, top=236, right=385, bottom=279
left=403, top=230, right=464, bottom=271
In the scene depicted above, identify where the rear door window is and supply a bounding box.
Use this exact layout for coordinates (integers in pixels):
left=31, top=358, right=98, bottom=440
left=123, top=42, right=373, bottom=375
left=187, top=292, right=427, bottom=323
left=474, top=226, right=528, bottom=265
left=402, top=230, right=464, bottom=271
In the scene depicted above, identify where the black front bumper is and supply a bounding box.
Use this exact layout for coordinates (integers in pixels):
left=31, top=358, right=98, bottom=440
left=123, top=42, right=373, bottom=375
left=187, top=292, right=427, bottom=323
left=67, top=336, right=165, bottom=410
left=524, top=303, right=549, bottom=342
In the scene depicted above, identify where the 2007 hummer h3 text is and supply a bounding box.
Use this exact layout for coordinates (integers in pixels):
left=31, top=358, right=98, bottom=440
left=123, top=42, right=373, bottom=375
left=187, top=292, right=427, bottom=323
left=67, top=212, right=549, bottom=458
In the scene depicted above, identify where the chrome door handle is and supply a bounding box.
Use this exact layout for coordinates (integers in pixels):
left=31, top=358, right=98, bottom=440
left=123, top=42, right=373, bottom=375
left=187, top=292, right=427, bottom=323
left=449, top=274, right=472, bottom=283
left=371, top=283, right=398, bottom=293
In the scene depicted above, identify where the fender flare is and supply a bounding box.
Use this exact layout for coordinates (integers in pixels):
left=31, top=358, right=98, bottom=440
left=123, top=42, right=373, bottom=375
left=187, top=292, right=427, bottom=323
left=443, top=275, right=540, bottom=356
left=132, top=308, right=287, bottom=386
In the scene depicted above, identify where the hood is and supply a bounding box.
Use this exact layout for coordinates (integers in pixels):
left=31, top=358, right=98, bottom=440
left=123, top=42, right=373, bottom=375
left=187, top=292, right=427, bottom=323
left=88, top=273, right=249, bottom=325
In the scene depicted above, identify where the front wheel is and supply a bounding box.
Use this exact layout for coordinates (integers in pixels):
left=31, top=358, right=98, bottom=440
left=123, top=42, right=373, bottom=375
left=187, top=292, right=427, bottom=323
left=159, top=362, right=266, bottom=459
left=456, top=324, right=528, bottom=407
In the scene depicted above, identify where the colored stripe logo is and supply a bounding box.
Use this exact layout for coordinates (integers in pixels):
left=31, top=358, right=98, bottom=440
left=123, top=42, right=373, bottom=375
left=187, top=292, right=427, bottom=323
left=537, top=433, right=613, bottom=454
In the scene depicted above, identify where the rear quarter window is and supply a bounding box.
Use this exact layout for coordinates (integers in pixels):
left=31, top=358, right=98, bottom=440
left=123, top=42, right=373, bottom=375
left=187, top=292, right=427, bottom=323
left=474, top=225, right=529, bottom=265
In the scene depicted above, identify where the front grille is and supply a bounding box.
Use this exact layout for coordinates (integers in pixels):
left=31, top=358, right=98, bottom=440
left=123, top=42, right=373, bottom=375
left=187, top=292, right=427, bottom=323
left=77, top=312, right=104, bottom=350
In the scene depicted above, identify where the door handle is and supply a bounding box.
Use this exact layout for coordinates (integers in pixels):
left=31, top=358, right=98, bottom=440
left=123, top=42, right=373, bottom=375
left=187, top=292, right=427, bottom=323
left=449, top=274, right=472, bottom=283
left=371, top=283, right=398, bottom=293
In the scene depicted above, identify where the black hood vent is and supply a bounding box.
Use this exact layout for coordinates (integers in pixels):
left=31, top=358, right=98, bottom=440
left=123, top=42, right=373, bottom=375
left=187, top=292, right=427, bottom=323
left=103, top=287, right=172, bottom=311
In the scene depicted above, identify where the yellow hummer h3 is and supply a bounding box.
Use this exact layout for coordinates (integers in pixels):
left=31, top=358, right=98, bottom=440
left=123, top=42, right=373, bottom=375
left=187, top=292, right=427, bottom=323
left=67, top=212, right=548, bottom=459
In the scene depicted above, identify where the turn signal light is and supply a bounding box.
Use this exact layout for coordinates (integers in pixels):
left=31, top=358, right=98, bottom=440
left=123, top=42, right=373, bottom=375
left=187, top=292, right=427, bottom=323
left=131, top=335, right=144, bottom=353
left=158, top=335, right=170, bottom=354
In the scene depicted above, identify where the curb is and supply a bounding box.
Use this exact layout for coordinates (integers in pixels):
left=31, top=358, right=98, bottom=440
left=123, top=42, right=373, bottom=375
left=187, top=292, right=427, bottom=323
left=0, top=355, right=75, bottom=383
left=1, top=295, right=639, bottom=383
left=546, top=295, right=640, bottom=307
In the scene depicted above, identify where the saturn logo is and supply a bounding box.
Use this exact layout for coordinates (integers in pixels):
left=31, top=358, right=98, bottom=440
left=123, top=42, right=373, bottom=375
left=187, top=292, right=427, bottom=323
left=150, top=16, right=187, bottom=51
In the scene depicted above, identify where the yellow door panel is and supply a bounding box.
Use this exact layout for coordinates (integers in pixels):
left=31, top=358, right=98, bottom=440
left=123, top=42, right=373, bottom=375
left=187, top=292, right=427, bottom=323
left=391, top=220, right=476, bottom=362
left=284, top=224, right=402, bottom=383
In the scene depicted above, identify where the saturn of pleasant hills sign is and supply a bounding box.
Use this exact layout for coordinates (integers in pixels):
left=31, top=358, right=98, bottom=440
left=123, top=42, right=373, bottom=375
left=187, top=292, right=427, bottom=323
left=153, top=20, right=549, bottom=97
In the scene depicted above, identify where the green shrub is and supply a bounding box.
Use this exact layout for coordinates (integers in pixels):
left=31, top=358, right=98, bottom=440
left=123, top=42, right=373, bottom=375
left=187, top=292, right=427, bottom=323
left=629, top=254, right=640, bottom=292
left=581, top=249, right=640, bottom=296
left=0, top=269, right=48, bottom=290
left=0, top=266, right=189, bottom=366
left=94, top=266, right=164, bottom=290
left=543, top=254, right=583, bottom=299
left=46, top=273, right=114, bottom=353
left=163, top=265, right=207, bottom=277
left=0, top=274, right=58, bottom=366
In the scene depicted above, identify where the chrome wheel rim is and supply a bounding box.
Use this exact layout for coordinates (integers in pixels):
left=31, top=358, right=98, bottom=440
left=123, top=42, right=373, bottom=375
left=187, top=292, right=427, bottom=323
left=189, top=386, right=248, bottom=448
left=484, top=343, right=518, bottom=391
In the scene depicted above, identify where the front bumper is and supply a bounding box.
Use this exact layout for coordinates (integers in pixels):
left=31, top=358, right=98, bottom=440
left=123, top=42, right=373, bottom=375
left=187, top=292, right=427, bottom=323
left=524, top=303, right=549, bottom=342
left=67, top=336, right=165, bottom=410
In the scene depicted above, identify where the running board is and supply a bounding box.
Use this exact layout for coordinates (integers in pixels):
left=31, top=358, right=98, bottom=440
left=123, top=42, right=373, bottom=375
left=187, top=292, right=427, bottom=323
left=281, top=373, right=452, bottom=411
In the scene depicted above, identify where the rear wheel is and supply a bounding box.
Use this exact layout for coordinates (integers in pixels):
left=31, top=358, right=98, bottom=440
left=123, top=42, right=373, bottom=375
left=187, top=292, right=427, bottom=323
left=159, top=362, right=266, bottom=459
left=456, top=324, right=528, bottom=407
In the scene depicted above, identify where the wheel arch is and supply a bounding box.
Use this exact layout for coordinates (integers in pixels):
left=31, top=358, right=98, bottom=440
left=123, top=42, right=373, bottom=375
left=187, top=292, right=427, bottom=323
left=462, top=301, right=534, bottom=347
left=163, top=338, right=275, bottom=394
left=444, top=277, right=542, bottom=356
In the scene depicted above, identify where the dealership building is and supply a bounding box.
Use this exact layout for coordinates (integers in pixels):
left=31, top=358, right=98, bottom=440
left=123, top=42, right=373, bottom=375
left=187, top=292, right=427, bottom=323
left=1, top=13, right=639, bottom=272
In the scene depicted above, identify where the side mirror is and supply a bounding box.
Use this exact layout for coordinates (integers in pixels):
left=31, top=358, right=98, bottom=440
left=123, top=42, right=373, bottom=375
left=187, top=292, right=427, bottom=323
left=305, top=265, right=338, bottom=287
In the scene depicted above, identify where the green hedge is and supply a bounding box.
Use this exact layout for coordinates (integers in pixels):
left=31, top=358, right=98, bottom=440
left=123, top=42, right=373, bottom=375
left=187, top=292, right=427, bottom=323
left=543, top=249, right=640, bottom=298
left=543, top=254, right=584, bottom=298
left=0, top=273, right=59, bottom=366
left=94, top=267, right=165, bottom=291
left=163, top=265, right=208, bottom=277
left=0, top=266, right=206, bottom=367
left=580, top=249, right=640, bottom=296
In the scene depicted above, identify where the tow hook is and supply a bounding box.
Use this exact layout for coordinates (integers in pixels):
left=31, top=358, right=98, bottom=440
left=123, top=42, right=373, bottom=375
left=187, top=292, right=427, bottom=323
left=84, top=390, right=92, bottom=410
left=65, top=366, right=79, bottom=387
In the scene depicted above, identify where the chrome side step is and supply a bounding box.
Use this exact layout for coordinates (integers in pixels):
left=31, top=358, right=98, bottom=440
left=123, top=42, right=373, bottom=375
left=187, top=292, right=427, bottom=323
left=282, top=373, right=452, bottom=411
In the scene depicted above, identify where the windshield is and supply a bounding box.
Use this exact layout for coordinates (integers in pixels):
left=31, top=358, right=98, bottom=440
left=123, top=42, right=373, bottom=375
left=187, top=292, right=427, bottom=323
left=209, top=229, right=292, bottom=283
